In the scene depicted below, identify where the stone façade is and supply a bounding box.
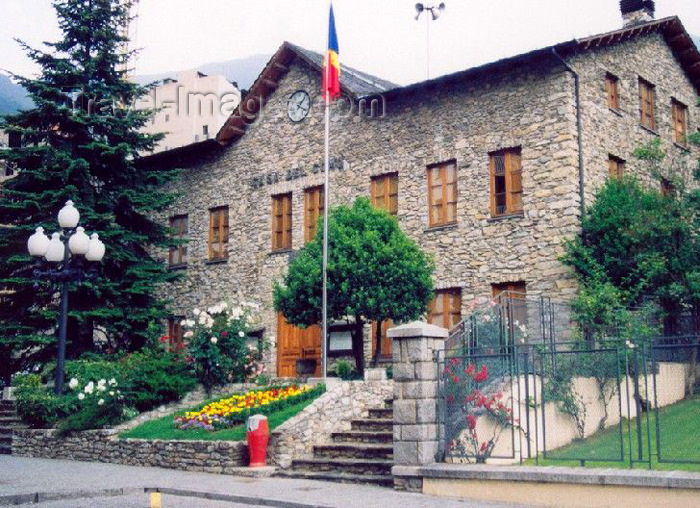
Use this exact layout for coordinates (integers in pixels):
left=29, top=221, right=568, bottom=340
left=151, top=22, right=698, bottom=376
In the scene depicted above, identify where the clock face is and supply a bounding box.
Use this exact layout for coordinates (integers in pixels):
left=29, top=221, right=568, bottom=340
left=287, top=90, right=311, bottom=122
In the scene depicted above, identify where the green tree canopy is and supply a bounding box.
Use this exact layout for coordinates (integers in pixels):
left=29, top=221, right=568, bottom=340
left=563, top=169, right=700, bottom=336
left=273, top=197, right=434, bottom=370
left=0, top=0, right=178, bottom=385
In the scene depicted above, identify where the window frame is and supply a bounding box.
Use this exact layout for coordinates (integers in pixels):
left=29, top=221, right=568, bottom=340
left=371, top=173, right=399, bottom=216
left=605, top=73, right=620, bottom=110
left=489, top=148, right=523, bottom=217
left=672, top=99, right=688, bottom=146
left=608, top=155, right=626, bottom=179
left=272, top=193, right=293, bottom=251
left=638, top=78, right=656, bottom=131
left=428, top=288, right=462, bottom=331
left=208, top=206, right=229, bottom=261
left=168, top=214, right=188, bottom=266
left=304, top=186, right=324, bottom=243
left=427, top=160, right=458, bottom=227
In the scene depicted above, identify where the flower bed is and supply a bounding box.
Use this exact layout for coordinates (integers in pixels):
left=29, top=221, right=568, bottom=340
left=174, top=384, right=324, bottom=431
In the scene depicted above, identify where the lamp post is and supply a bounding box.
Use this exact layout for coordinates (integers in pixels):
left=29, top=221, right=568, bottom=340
left=414, top=2, right=446, bottom=80
left=27, top=200, right=106, bottom=395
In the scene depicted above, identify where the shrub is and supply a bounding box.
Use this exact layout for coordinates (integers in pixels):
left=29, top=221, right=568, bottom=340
left=333, top=359, right=359, bottom=380
left=121, top=352, right=197, bottom=412
left=183, top=301, right=264, bottom=392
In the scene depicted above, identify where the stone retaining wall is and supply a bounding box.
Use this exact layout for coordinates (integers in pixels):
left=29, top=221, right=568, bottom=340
left=12, top=429, right=248, bottom=473
left=269, top=379, right=393, bottom=468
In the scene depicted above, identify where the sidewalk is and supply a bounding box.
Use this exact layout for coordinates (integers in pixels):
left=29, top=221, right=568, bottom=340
left=0, top=456, right=521, bottom=507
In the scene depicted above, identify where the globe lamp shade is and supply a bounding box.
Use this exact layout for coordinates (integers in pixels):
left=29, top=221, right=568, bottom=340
left=45, top=233, right=66, bottom=262
left=85, top=233, right=105, bottom=262
left=27, top=227, right=50, bottom=257
left=68, top=226, right=90, bottom=256
left=57, top=200, right=80, bottom=229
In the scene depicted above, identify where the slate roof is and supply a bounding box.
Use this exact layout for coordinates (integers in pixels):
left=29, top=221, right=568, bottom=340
left=285, top=42, right=397, bottom=98
left=213, top=16, right=699, bottom=146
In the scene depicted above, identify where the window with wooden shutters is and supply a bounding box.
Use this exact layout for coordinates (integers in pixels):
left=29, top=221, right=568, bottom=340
left=672, top=99, right=688, bottom=145
left=304, top=186, right=323, bottom=243
left=606, top=73, right=619, bottom=109
left=427, top=161, right=457, bottom=227
left=428, top=288, right=462, bottom=331
left=639, top=78, right=656, bottom=130
left=208, top=206, right=228, bottom=261
left=489, top=148, right=523, bottom=217
left=168, top=214, right=188, bottom=266
left=168, top=317, right=184, bottom=352
left=272, top=193, right=292, bottom=251
left=492, top=282, right=527, bottom=332
left=608, top=155, right=625, bottom=178
left=371, top=173, right=398, bottom=215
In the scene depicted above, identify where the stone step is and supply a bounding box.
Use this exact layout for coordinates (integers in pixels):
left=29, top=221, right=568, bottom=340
left=332, top=430, right=393, bottom=444
left=367, top=408, right=393, bottom=419
left=0, top=435, right=12, bottom=445
left=0, top=444, right=11, bottom=455
left=350, top=418, right=393, bottom=432
left=313, top=443, right=393, bottom=460
left=274, top=469, right=393, bottom=487
left=384, top=398, right=393, bottom=407
left=290, top=457, right=393, bottom=476
left=0, top=412, right=16, bottom=419
left=0, top=417, right=21, bottom=425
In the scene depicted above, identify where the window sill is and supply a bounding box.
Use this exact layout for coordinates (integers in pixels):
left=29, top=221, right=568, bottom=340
left=674, top=142, right=691, bottom=152
left=639, top=124, right=660, bottom=137
left=168, top=263, right=188, bottom=271
left=205, top=259, right=228, bottom=265
left=424, top=222, right=458, bottom=233
left=609, top=107, right=623, bottom=117
left=269, top=248, right=293, bottom=256
left=487, top=212, right=524, bottom=223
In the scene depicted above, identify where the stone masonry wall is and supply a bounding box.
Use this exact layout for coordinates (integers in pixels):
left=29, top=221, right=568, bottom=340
left=155, top=50, right=582, bottom=375
left=12, top=429, right=248, bottom=473
left=570, top=33, right=698, bottom=206
left=269, top=379, right=393, bottom=468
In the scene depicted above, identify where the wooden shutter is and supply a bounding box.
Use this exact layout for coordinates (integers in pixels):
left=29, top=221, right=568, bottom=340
left=371, top=173, right=399, bottom=215
left=272, top=194, right=292, bottom=250
left=605, top=74, right=619, bottom=109
left=427, top=163, right=456, bottom=226
left=428, top=289, right=462, bottom=330
left=208, top=207, right=228, bottom=261
left=608, top=156, right=625, bottom=178
left=639, top=79, right=656, bottom=130
left=305, top=187, right=323, bottom=243
left=490, top=149, right=521, bottom=216
left=507, top=150, right=523, bottom=213
left=672, top=100, right=687, bottom=145
left=169, top=215, right=188, bottom=265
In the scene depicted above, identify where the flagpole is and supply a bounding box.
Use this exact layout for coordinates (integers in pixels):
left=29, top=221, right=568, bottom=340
left=321, top=2, right=332, bottom=380
left=321, top=100, right=330, bottom=379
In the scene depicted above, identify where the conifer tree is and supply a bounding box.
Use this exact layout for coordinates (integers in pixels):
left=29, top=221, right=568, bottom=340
left=0, top=0, right=177, bottom=386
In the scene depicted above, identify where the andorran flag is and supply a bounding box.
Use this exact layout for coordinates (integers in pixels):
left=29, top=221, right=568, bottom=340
left=322, top=4, right=341, bottom=103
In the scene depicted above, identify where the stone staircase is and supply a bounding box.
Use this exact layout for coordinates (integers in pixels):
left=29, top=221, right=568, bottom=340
left=275, top=399, right=394, bottom=487
left=0, top=400, right=22, bottom=455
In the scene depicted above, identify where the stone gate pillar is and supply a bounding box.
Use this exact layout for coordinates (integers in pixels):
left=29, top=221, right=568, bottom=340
left=388, top=321, right=447, bottom=491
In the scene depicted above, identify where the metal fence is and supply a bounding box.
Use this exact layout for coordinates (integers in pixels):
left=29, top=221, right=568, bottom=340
left=437, top=338, right=700, bottom=469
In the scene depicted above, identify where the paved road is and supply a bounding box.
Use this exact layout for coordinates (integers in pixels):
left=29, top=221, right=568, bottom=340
left=0, top=456, right=522, bottom=507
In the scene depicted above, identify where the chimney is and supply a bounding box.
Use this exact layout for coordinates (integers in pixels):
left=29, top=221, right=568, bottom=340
left=620, top=0, right=655, bottom=27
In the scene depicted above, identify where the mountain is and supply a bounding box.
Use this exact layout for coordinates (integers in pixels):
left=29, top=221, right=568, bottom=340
left=133, top=53, right=272, bottom=92
left=0, top=74, right=33, bottom=116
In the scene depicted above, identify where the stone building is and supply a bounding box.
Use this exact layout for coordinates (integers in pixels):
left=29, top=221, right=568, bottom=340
left=148, top=2, right=700, bottom=377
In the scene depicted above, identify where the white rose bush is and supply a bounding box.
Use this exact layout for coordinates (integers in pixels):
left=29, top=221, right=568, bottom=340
left=56, top=377, right=126, bottom=435
left=184, top=300, right=265, bottom=393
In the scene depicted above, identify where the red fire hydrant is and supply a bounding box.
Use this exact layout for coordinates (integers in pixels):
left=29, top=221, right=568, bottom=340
left=246, top=414, right=269, bottom=467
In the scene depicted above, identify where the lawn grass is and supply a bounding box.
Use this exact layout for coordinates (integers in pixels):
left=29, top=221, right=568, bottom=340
left=119, top=396, right=316, bottom=441
left=527, top=396, right=700, bottom=472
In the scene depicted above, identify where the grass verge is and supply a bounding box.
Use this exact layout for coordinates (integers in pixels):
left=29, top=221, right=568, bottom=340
left=526, top=396, right=700, bottom=472
left=120, top=396, right=316, bottom=441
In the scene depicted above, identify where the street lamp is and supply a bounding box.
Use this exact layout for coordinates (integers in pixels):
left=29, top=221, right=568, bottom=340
left=414, top=2, right=446, bottom=80
left=27, top=200, right=106, bottom=395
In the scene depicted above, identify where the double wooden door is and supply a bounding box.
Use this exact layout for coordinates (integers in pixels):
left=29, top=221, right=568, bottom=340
left=276, top=313, right=322, bottom=377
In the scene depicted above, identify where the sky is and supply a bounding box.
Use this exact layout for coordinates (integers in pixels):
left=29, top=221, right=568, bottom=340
left=2, top=0, right=700, bottom=86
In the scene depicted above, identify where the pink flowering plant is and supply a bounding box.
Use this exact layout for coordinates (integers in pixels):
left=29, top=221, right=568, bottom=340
left=183, top=301, right=265, bottom=393
left=444, top=358, right=520, bottom=463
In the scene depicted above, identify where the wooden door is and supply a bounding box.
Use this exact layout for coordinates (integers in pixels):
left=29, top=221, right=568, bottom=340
left=371, top=319, right=393, bottom=360
left=276, top=313, right=322, bottom=377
